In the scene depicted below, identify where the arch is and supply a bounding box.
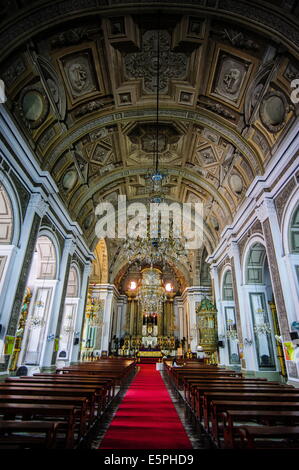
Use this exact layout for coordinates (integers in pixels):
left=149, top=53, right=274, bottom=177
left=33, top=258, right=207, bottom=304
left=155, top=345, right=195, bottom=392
left=222, top=269, right=234, bottom=301
left=66, top=264, right=81, bottom=298
left=36, top=229, right=60, bottom=280
left=288, top=202, right=299, bottom=254
left=0, top=185, right=13, bottom=244
left=34, top=235, right=58, bottom=280
left=0, top=175, right=21, bottom=246
left=282, top=188, right=299, bottom=256
left=245, top=242, right=267, bottom=285
left=242, top=235, right=266, bottom=285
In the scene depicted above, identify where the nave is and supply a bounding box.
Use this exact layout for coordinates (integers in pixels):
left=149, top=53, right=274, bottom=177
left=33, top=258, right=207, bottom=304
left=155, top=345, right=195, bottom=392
left=1, top=0, right=299, bottom=453
left=1, top=357, right=299, bottom=450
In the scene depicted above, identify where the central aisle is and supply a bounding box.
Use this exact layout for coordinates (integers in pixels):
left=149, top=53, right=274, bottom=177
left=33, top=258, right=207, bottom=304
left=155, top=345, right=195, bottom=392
left=99, top=364, right=192, bottom=449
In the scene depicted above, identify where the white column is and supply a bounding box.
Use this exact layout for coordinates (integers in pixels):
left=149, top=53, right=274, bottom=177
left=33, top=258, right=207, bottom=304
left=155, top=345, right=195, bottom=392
left=71, top=262, right=92, bottom=363
left=101, top=285, right=115, bottom=354
left=256, top=197, right=295, bottom=329
left=41, top=238, right=76, bottom=368
left=116, top=295, right=127, bottom=339
left=176, top=297, right=184, bottom=341
left=210, top=265, right=228, bottom=365
left=229, top=241, right=257, bottom=371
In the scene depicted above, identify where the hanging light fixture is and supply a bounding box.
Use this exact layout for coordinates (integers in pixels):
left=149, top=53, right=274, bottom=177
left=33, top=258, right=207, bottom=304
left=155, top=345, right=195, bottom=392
left=123, top=29, right=189, bottom=269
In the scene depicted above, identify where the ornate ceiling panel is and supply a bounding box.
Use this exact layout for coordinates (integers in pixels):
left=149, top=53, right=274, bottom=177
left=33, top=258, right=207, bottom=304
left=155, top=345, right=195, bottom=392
left=0, top=0, right=298, bottom=281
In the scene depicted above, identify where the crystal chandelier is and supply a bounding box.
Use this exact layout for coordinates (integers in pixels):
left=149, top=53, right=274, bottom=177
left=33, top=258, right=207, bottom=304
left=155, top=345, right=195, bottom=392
left=123, top=220, right=189, bottom=267
left=138, top=267, right=166, bottom=315
left=123, top=29, right=189, bottom=269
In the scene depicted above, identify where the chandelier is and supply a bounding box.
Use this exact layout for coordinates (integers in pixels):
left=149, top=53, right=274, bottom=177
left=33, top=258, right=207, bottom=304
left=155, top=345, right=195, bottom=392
left=123, top=217, right=189, bottom=267
left=122, top=29, right=189, bottom=269
left=138, top=267, right=166, bottom=315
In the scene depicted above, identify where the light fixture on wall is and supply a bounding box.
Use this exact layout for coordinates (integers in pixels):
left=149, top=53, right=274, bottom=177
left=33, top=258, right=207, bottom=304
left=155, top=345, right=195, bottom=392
left=225, top=318, right=238, bottom=341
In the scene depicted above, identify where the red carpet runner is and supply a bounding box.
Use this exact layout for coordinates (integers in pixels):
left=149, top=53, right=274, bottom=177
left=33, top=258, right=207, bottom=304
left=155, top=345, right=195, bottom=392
left=99, top=364, right=192, bottom=449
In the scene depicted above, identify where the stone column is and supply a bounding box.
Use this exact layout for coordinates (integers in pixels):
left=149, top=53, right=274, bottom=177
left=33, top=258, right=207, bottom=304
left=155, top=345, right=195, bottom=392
left=210, top=264, right=228, bottom=365
left=229, top=241, right=250, bottom=370
left=100, top=285, right=115, bottom=354
left=71, top=262, right=92, bottom=363
left=256, top=198, right=292, bottom=341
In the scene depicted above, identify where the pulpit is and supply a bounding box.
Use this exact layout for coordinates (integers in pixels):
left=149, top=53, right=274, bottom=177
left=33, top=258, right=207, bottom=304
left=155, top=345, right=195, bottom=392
left=196, top=297, right=218, bottom=364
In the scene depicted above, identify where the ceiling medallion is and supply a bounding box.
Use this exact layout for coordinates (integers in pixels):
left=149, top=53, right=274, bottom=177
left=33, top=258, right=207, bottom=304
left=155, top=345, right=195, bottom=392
left=259, top=91, right=289, bottom=133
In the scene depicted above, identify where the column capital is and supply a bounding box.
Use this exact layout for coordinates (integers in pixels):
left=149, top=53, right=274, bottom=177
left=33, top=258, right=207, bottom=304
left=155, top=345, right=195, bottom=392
left=255, top=198, right=277, bottom=223
left=28, top=193, right=48, bottom=218
left=228, top=240, right=239, bottom=259
left=83, top=262, right=93, bottom=277
left=64, top=238, right=76, bottom=255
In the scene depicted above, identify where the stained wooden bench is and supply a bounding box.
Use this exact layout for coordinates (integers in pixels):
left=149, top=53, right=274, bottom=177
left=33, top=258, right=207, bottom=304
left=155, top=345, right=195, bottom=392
left=221, top=410, right=299, bottom=449
left=7, top=376, right=113, bottom=402
left=0, top=403, right=78, bottom=448
left=186, top=379, right=280, bottom=407
left=203, top=392, right=299, bottom=433
left=0, top=395, right=88, bottom=438
left=183, top=376, right=269, bottom=399
left=210, top=401, right=299, bottom=446
left=0, top=385, right=100, bottom=418
left=193, top=385, right=296, bottom=419
left=0, top=420, right=64, bottom=449
left=238, top=425, right=299, bottom=449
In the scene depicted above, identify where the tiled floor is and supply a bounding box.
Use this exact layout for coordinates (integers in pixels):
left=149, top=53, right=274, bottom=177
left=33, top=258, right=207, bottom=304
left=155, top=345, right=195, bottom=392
left=82, top=366, right=213, bottom=449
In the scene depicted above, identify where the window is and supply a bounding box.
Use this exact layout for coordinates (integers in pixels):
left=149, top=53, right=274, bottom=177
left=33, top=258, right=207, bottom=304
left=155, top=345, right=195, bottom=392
left=289, top=205, right=299, bottom=253
left=222, top=270, right=234, bottom=300
left=246, top=243, right=266, bottom=284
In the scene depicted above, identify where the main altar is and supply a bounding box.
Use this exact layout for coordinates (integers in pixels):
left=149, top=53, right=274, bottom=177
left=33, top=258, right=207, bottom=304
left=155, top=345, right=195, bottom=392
left=123, top=267, right=176, bottom=356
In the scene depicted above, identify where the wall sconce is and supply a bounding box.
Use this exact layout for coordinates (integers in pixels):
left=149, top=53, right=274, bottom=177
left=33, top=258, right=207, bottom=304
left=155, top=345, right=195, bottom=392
left=244, top=338, right=253, bottom=346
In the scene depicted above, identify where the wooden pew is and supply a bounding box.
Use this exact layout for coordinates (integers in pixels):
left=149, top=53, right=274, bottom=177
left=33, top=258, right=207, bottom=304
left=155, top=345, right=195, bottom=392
left=1, top=383, right=103, bottom=413
left=238, top=425, right=299, bottom=449
left=0, top=420, right=64, bottom=449
left=203, top=392, right=299, bottom=433
left=171, top=369, right=243, bottom=389
left=193, top=385, right=297, bottom=420
left=186, top=379, right=282, bottom=410
left=0, top=404, right=78, bottom=448
left=221, top=410, right=299, bottom=449
left=0, top=384, right=99, bottom=420
left=7, top=376, right=113, bottom=403
left=184, top=376, right=268, bottom=399
left=0, top=395, right=88, bottom=438
left=210, top=401, right=299, bottom=446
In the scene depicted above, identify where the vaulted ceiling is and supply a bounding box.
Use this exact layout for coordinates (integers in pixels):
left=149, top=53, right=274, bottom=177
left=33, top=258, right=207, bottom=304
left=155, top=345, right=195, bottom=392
left=1, top=1, right=299, bottom=274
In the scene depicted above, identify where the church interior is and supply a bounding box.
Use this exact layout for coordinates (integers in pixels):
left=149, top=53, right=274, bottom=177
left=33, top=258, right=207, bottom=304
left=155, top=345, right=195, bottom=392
left=0, top=0, right=299, bottom=451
